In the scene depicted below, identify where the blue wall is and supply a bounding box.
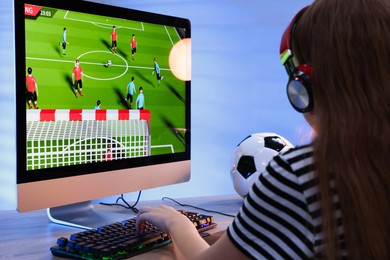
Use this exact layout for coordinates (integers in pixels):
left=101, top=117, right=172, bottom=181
left=0, top=0, right=313, bottom=210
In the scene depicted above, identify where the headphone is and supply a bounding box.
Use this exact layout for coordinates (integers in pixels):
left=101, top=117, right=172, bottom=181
left=280, top=7, right=313, bottom=113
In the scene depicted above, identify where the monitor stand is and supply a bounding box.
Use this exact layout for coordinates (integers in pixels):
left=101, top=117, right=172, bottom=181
left=47, top=201, right=130, bottom=229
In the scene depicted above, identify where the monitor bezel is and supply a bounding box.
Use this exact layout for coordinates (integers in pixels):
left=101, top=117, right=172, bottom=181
left=15, top=0, right=191, bottom=208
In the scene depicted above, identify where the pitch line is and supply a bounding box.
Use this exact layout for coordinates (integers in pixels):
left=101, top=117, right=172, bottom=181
left=26, top=56, right=170, bottom=71
left=75, top=50, right=128, bottom=81
left=63, top=10, right=144, bottom=31
left=164, top=26, right=182, bottom=47
left=151, top=144, right=174, bottom=154
left=164, top=26, right=175, bottom=47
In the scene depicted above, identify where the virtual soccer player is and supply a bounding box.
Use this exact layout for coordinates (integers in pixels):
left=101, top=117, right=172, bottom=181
left=26, top=67, right=38, bottom=109
left=111, top=26, right=117, bottom=53
left=72, top=59, right=83, bottom=97
left=131, top=34, right=137, bottom=60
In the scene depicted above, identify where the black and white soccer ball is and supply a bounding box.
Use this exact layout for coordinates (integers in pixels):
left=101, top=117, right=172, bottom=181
left=230, top=133, right=294, bottom=198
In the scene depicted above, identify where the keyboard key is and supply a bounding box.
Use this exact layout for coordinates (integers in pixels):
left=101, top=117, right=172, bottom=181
left=50, top=209, right=217, bottom=259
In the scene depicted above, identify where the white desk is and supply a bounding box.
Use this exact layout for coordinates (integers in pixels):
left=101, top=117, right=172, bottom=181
left=0, top=195, right=243, bottom=259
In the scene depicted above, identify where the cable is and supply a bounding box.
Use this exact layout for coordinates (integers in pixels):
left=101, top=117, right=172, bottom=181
left=100, top=191, right=142, bottom=214
left=161, top=197, right=236, bottom=218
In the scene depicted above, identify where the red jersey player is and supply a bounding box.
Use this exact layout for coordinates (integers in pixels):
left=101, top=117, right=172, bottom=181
left=72, top=59, right=83, bottom=97
left=103, top=144, right=113, bottom=161
left=111, top=26, right=117, bottom=53
left=26, top=67, right=39, bottom=109
left=131, top=34, right=137, bottom=60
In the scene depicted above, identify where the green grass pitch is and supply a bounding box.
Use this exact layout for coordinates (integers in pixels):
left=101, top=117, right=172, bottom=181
left=25, top=7, right=188, bottom=157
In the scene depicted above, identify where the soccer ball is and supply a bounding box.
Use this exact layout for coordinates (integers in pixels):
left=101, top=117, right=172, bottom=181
left=230, top=133, right=294, bottom=198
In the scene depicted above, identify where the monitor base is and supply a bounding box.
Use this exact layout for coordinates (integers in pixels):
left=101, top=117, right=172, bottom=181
left=47, top=201, right=130, bottom=229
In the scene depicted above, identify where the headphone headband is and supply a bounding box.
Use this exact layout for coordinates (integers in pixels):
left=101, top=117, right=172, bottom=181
left=280, top=6, right=314, bottom=113
left=280, top=6, right=309, bottom=74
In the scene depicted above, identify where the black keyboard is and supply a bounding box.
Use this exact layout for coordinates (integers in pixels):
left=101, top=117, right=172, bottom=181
left=50, top=210, right=217, bottom=259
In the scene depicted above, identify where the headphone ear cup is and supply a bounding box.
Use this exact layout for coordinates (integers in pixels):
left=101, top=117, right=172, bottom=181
left=286, top=71, right=313, bottom=113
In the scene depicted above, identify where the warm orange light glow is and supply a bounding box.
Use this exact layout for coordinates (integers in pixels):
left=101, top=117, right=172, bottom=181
left=169, top=38, right=191, bottom=81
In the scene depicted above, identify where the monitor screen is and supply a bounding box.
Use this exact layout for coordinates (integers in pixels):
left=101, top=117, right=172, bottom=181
left=15, top=0, right=191, bottom=228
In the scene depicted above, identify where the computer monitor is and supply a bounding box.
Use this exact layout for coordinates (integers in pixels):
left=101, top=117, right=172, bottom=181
left=15, top=0, right=191, bottom=229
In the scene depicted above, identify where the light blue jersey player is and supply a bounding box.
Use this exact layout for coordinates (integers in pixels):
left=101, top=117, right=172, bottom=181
left=153, top=57, right=164, bottom=86
left=136, top=86, right=145, bottom=110
left=94, top=100, right=101, bottom=110
left=125, top=76, right=136, bottom=108
left=60, top=27, right=68, bottom=55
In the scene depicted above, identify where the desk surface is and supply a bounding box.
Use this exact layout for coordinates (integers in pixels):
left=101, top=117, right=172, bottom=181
left=0, top=194, right=242, bottom=259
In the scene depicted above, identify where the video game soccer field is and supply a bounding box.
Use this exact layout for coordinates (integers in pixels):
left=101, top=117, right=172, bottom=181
left=24, top=6, right=188, bottom=158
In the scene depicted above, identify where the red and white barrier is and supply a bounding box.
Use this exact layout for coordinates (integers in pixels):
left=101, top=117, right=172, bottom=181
left=27, top=109, right=150, bottom=125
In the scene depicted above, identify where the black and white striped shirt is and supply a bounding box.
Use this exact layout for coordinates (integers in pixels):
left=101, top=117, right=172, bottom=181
left=227, top=144, right=343, bottom=259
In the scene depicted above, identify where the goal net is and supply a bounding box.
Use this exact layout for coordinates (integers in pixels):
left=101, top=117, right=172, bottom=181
left=26, top=109, right=151, bottom=170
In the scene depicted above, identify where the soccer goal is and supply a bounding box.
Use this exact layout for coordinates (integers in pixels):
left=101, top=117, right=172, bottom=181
left=26, top=109, right=151, bottom=170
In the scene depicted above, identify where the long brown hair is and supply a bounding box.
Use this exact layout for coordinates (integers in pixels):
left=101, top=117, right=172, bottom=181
left=293, top=0, right=390, bottom=258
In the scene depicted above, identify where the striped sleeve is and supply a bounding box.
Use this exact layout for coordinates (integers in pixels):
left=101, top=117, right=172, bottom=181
left=227, top=144, right=318, bottom=259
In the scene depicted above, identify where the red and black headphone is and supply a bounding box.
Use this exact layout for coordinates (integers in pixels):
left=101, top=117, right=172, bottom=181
left=280, top=6, right=313, bottom=113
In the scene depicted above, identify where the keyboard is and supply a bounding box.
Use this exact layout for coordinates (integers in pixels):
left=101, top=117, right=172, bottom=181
left=50, top=210, right=217, bottom=259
